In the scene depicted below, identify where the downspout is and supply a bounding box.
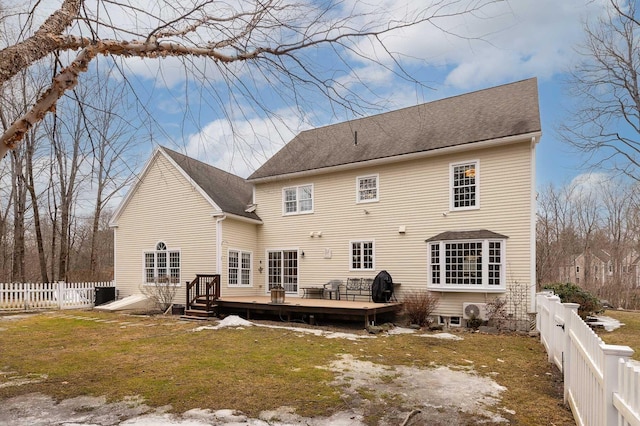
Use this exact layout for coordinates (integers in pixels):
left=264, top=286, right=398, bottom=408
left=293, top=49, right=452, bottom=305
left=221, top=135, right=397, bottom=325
left=214, top=213, right=227, bottom=275
left=530, top=136, right=539, bottom=313
left=112, top=226, right=118, bottom=293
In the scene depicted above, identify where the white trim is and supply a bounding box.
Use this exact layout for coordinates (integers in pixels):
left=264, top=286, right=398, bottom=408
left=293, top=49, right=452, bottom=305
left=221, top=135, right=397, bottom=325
left=216, top=215, right=226, bottom=275
left=449, top=159, right=480, bottom=212
left=356, top=173, right=379, bottom=203
left=142, top=242, right=182, bottom=285
left=349, top=239, right=375, bottom=271
left=228, top=248, right=253, bottom=287
left=160, top=147, right=223, bottom=212
left=113, top=228, right=118, bottom=289
left=427, top=238, right=506, bottom=292
left=248, top=131, right=542, bottom=184
left=530, top=136, right=538, bottom=312
left=449, top=316, right=462, bottom=327
left=265, top=248, right=300, bottom=294
left=219, top=211, right=263, bottom=225
left=109, top=147, right=223, bottom=227
left=282, top=184, right=314, bottom=216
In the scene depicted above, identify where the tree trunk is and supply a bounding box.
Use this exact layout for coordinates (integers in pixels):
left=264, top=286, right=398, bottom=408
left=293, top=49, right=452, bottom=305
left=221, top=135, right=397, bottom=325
left=89, top=200, right=102, bottom=278
left=25, top=133, right=49, bottom=283
left=10, top=151, right=26, bottom=282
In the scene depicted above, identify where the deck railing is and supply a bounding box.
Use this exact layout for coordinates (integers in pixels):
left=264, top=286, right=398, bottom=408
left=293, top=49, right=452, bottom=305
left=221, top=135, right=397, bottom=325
left=536, top=292, right=640, bottom=426
left=186, top=274, right=220, bottom=311
left=0, top=281, right=114, bottom=311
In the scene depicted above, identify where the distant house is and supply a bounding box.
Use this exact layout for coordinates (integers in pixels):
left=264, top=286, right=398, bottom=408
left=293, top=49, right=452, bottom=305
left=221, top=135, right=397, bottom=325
left=562, top=249, right=640, bottom=290
left=109, top=78, right=541, bottom=325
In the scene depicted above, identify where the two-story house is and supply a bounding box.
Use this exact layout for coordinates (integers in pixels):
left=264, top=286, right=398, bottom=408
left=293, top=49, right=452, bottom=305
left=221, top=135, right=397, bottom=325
left=109, top=78, right=541, bottom=326
left=561, top=249, right=640, bottom=290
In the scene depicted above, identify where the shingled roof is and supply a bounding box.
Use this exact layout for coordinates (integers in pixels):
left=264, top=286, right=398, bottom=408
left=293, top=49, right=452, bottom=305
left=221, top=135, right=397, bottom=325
left=248, top=78, right=540, bottom=181
left=425, top=230, right=509, bottom=242
left=162, top=147, right=260, bottom=222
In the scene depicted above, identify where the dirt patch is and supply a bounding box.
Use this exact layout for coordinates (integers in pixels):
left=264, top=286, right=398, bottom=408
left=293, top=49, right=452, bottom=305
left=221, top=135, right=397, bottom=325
left=0, top=394, right=152, bottom=425
left=326, top=354, right=508, bottom=425
left=0, top=315, right=516, bottom=424
left=0, top=353, right=510, bottom=425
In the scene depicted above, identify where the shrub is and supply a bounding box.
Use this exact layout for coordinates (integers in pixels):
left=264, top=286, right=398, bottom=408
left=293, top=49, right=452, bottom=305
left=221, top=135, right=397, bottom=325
left=486, top=297, right=508, bottom=330
left=543, top=283, right=603, bottom=319
left=140, top=275, right=179, bottom=313
left=401, top=290, right=439, bottom=327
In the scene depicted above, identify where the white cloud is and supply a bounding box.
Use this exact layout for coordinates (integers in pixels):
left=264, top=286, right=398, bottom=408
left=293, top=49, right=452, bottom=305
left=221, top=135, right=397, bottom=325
left=182, top=108, right=310, bottom=178
left=567, top=172, right=613, bottom=204
left=341, top=0, right=610, bottom=91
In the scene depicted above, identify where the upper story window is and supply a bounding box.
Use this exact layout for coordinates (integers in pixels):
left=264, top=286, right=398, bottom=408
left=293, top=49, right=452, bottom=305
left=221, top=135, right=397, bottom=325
left=357, top=174, right=379, bottom=203
left=229, top=249, right=252, bottom=286
left=451, top=161, right=478, bottom=210
left=283, top=184, right=313, bottom=215
left=426, top=230, right=507, bottom=292
left=144, top=241, right=180, bottom=284
left=351, top=240, right=374, bottom=271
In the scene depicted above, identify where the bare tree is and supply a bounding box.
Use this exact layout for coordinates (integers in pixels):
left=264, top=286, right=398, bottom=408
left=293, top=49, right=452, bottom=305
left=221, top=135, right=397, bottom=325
left=46, top=89, right=89, bottom=281
left=573, top=182, right=603, bottom=292
left=0, top=161, right=12, bottom=279
left=560, top=0, right=640, bottom=180
left=0, top=0, right=502, bottom=160
left=536, top=182, right=580, bottom=286
left=9, top=148, right=27, bottom=282
left=82, top=70, right=140, bottom=278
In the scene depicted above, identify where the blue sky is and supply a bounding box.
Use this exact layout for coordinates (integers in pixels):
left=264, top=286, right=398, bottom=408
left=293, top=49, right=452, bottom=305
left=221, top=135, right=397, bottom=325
left=71, top=0, right=615, bottom=192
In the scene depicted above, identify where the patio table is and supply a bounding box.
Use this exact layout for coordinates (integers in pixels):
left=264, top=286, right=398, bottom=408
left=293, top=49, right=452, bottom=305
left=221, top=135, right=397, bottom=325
left=301, top=286, right=325, bottom=299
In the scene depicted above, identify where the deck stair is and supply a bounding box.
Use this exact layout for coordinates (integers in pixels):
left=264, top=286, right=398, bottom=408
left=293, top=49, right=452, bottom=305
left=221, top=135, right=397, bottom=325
left=183, top=274, right=220, bottom=319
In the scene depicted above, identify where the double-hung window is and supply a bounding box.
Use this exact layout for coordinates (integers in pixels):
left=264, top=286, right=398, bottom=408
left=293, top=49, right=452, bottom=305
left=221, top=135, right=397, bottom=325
left=144, top=242, right=180, bottom=284
left=229, top=250, right=252, bottom=286
left=283, top=184, right=313, bottom=215
left=351, top=240, right=374, bottom=271
left=451, top=161, right=478, bottom=210
left=427, top=231, right=506, bottom=291
left=357, top=174, right=379, bottom=203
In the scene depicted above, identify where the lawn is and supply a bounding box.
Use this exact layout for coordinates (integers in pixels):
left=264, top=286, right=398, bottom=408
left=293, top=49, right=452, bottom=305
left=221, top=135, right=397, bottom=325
left=0, top=311, right=575, bottom=425
left=597, top=309, right=640, bottom=360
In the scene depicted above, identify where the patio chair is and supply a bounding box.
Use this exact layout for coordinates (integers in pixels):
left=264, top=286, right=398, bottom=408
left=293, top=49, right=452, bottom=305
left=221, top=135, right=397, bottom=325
left=323, top=280, right=342, bottom=300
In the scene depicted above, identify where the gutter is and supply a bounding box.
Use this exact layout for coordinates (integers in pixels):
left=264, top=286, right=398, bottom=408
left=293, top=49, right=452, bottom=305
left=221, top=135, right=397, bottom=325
left=249, top=131, right=543, bottom=184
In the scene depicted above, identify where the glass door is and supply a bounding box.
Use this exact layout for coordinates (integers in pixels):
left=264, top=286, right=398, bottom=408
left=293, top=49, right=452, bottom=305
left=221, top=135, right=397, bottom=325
left=267, top=250, right=298, bottom=293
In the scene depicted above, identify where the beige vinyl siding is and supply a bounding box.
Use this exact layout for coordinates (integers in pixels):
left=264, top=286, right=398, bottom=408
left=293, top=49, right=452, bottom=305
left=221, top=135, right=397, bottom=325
left=220, top=218, right=261, bottom=297
left=114, top=153, right=218, bottom=303
left=254, top=140, right=534, bottom=317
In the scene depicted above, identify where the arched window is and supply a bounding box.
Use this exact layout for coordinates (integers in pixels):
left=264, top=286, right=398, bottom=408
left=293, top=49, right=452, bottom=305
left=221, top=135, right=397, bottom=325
left=145, top=242, right=180, bottom=284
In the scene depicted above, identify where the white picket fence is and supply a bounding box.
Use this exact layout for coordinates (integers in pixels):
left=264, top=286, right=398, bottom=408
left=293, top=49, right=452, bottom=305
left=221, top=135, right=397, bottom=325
left=537, top=292, right=640, bottom=426
left=0, top=281, right=114, bottom=311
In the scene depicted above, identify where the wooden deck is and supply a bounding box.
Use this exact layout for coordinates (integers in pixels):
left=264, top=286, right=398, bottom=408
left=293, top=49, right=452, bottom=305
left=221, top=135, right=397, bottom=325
left=215, top=296, right=403, bottom=327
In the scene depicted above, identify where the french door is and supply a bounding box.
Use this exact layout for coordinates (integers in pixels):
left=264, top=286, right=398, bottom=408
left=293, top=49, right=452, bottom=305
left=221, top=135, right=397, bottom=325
left=267, top=250, right=298, bottom=293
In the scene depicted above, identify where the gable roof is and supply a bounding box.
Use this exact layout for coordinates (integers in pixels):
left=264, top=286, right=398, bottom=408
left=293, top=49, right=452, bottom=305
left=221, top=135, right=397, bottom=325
left=110, top=146, right=260, bottom=226
left=575, top=249, right=611, bottom=264
left=248, top=78, right=540, bottom=181
left=161, top=147, right=260, bottom=221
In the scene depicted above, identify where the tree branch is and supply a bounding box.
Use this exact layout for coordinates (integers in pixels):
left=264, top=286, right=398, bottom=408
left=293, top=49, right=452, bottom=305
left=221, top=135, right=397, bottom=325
left=0, top=0, right=81, bottom=85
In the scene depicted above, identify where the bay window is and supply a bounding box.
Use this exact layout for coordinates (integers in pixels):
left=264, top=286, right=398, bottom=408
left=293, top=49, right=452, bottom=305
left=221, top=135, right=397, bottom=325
left=427, top=230, right=506, bottom=291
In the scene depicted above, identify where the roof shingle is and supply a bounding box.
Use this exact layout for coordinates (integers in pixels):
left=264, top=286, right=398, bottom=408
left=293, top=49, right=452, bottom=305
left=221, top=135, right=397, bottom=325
left=162, top=147, right=260, bottom=221
left=248, top=78, right=540, bottom=181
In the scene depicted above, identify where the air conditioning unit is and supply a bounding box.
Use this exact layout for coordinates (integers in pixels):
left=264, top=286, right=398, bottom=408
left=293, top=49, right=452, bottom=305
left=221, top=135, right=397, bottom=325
left=463, top=302, right=488, bottom=320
